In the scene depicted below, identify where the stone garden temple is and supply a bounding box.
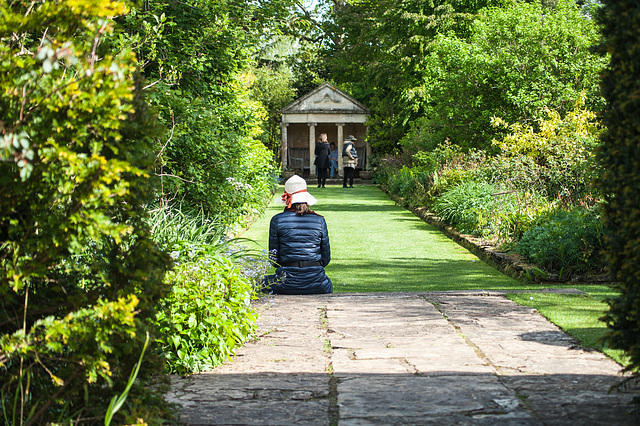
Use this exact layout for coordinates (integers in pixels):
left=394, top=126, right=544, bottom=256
left=280, top=83, right=370, bottom=177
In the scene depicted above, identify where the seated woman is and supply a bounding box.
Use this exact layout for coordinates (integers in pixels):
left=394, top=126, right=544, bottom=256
left=264, top=175, right=333, bottom=294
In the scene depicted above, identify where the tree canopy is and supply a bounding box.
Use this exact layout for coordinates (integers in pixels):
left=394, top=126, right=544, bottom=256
left=318, top=0, right=606, bottom=153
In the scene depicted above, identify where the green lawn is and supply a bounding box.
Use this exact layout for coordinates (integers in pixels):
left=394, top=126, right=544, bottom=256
left=243, top=184, right=528, bottom=292
left=242, top=183, right=624, bottom=366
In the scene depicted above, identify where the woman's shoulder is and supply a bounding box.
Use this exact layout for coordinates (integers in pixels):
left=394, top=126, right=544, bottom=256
left=274, top=211, right=326, bottom=225
left=271, top=210, right=294, bottom=222
left=273, top=210, right=295, bottom=218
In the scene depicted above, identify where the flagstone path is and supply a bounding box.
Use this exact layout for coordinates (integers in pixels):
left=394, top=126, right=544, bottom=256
left=166, top=291, right=639, bottom=425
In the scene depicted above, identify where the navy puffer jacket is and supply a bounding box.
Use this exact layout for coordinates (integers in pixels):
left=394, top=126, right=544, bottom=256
left=267, top=210, right=332, bottom=294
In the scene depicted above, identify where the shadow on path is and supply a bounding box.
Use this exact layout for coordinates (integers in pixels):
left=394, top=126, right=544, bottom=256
left=171, top=371, right=635, bottom=426
left=168, top=293, right=639, bottom=425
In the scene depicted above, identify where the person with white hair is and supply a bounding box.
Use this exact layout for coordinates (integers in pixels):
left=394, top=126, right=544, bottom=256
left=263, top=175, right=332, bottom=294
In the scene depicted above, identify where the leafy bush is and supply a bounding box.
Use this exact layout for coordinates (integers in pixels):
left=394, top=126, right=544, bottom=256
left=380, top=142, right=483, bottom=207
left=597, top=0, right=640, bottom=379
left=386, top=165, right=425, bottom=204
left=516, top=208, right=605, bottom=277
left=361, top=1, right=608, bottom=286
left=147, top=206, right=269, bottom=375
left=488, top=96, right=601, bottom=202
left=432, top=181, right=501, bottom=235
left=0, top=1, right=171, bottom=423
left=147, top=89, right=277, bottom=230
left=432, top=180, right=552, bottom=245
left=492, top=200, right=551, bottom=248
left=155, top=247, right=260, bottom=375
left=422, top=143, right=485, bottom=198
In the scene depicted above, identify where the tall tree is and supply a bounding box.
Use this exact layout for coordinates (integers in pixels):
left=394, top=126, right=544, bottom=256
left=404, top=0, right=606, bottom=152
left=324, top=0, right=509, bottom=152
left=116, top=0, right=287, bottom=224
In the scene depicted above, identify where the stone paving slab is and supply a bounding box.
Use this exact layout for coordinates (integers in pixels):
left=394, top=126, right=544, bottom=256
left=166, top=292, right=639, bottom=425
left=337, top=375, right=535, bottom=425
left=431, top=294, right=635, bottom=425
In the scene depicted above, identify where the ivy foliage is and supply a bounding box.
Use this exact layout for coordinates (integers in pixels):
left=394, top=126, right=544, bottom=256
left=597, top=0, right=640, bottom=378
left=0, top=0, right=170, bottom=423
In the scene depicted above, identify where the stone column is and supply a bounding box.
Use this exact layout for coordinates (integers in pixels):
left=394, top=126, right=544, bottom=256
left=308, top=123, right=316, bottom=176
left=336, top=124, right=344, bottom=177
left=281, top=123, right=288, bottom=172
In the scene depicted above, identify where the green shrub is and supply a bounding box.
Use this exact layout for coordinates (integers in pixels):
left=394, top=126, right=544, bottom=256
left=381, top=142, right=485, bottom=208
left=430, top=167, right=475, bottom=200
left=147, top=206, right=269, bottom=375
left=432, top=181, right=501, bottom=235
left=155, top=247, right=260, bottom=375
left=386, top=165, right=427, bottom=205
left=516, top=208, right=605, bottom=278
left=412, top=142, right=479, bottom=199
left=597, top=0, right=640, bottom=380
left=481, top=154, right=545, bottom=191
left=0, top=2, right=171, bottom=423
left=433, top=180, right=552, bottom=245
left=153, top=96, right=278, bottom=230
left=493, top=202, right=549, bottom=248
left=488, top=98, right=602, bottom=202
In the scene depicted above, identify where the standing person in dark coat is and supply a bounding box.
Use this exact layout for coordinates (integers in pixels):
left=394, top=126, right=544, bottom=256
left=315, top=133, right=331, bottom=188
left=264, top=175, right=333, bottom=295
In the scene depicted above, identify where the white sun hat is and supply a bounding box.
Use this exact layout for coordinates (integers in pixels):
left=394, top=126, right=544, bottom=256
left=278, top=175, right=318, bottom=207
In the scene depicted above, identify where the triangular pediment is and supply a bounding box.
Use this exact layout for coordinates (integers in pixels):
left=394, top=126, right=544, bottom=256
left=282, top=83, right=369, bottom=115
